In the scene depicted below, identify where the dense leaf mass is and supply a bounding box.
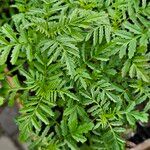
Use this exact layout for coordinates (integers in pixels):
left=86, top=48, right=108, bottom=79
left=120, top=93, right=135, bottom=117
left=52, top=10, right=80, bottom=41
left=0, top=0, right=150, bottom=149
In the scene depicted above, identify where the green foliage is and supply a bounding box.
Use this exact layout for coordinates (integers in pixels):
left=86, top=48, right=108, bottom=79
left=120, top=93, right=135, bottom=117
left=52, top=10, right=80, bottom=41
left=0, top=0, right=150, bottom=149
left=0, top=0, right=15, bottom=26
left=0, top=96, right=4, bottom=106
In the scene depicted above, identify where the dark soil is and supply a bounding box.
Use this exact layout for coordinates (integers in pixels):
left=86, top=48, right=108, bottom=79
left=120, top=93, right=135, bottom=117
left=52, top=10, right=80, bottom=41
left=129, top=123, right=150, bottom=145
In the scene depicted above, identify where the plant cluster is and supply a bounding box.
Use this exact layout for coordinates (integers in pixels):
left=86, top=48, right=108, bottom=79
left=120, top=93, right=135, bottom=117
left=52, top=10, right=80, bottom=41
left=0, top=0, right=150, bottom=149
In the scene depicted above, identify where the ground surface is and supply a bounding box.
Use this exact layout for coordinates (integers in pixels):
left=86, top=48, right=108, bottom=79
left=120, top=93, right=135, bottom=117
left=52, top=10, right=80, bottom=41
left=0, top=104, right=27, bottom=150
